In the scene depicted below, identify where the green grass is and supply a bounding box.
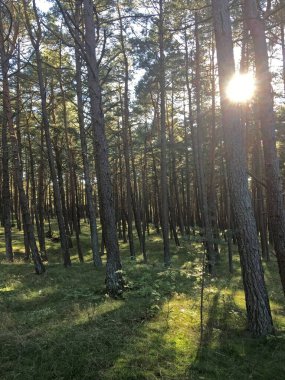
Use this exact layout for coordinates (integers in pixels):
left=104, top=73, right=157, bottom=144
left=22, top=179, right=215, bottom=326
left=0, top=224, right=285, bottom=379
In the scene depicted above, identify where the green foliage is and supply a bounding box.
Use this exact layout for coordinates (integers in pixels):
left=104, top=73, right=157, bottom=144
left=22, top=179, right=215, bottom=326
left=0, top=225, right=285, bottom=379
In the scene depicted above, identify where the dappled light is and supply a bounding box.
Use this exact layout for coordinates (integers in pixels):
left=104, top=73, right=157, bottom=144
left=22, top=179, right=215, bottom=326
left=1, top=0, right=285, bottom=378
left=1, top=225, right=285, bottom=378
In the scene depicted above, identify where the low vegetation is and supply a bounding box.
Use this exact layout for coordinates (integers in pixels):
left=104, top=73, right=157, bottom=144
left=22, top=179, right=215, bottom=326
left=1, top=224, right=284, bottom=379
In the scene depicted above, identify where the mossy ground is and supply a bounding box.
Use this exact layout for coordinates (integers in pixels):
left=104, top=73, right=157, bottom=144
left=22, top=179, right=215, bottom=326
left=0, top=224, right=284, bottom=379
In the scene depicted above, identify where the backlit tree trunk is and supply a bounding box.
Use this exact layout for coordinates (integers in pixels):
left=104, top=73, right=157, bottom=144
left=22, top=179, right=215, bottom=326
left=244, top=0, right=285, bottom=295
left=212, top=0, right=273, bottom=336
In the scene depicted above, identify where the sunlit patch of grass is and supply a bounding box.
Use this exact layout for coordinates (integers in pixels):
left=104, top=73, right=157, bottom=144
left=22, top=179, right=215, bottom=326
left=232, top=289, right=246, bottom=310
left=0, top=223, right=285, bottom=379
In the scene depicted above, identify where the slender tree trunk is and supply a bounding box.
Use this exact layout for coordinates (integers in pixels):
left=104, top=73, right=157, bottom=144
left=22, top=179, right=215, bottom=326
left=183, top=105, right=192, bottom=234
left=170, top=87, right=185, bottom=237
left=194, top=15, right=216, bottom=272
left=27, top=126, right=47, bottom=261
left=23, top=0, right=71, bottom=267
left=117, top=4, right=136, bottom=259
left=0, top=7, right=14, bottom=263
left=281, top=19, right=285, bottom=98
left=221, top=155, right=234, bottom=273
left=159, top=0, right=170, bottom=266
left=252, top=136, right=269, bottom=261
left=141, top=129, right=148, bottom=262
left=74, top=0, right=101, bottom=267
left=208, top=36, right=219, bottom=256
left=83, top=0, right=123, bottom=296
left=212, top=0, right=273, bottom=336
left=1, top=83, right=13, bottom=262
left=37, top=128, right=47, bottom=258
left=58, top=47, right=83, bottom=262
left=0, top=51, right=44, bottom=274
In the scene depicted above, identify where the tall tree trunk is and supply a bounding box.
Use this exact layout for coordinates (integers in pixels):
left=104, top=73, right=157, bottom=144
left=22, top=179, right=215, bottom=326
left=0, top=41, right=45, bottom=274
left=37, top=128, right=47, bottom=258
left=83, top=0, right=123, bottom=296
left=222, top=156, right=234, bottom=273
left=27, top=126, right=47, bottom=261
left=244, top=0, right=285, bottom=294
left=50, top=80, right=73, bottom=249
left=1, top=83, right=13, bottom=262
left=183, top=102, right=192, bottom=234
left=159, top=0, right=170, bottom=266
left=141, top=129, right=148, bottom=262
left=23, top=0, right=71, bottom=267
left=0, top=3, right=13, bottom=262
left=208, top=35, right=220, bottom=256
left=212, top=0, right=273, bottom=336
left=117, top=4, right=136, bottom=259
left=74, top=0, right=101, bottom=267
left=58, top=42, right=83, bottom=262
left=281, top=18, right=285, bottom=98
left=170, top=86, right=185, bottom=237
left=252, top=135, right=269, bottom=261
left=194, top=15, right=216, bottom=272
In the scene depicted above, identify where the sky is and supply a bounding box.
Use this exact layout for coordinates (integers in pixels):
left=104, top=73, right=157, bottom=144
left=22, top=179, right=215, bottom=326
left=36, top=0, right=52, bottom=13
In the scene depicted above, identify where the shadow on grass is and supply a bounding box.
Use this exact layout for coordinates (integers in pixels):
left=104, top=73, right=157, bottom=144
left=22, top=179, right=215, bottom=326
left=0, top=261, right=195, bottom=379
left=188, top=288, right=285, bottom=380
left=1, top=232, right=285, bottom=380
left=0, top=235, right=203, bottom=379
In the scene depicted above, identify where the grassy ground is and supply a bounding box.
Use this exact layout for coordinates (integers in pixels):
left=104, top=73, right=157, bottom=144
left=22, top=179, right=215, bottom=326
left=0, top=224, right=285, bottom=379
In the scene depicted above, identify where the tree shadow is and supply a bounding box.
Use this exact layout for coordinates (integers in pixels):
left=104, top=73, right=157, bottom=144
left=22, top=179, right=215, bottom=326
left=1, top=237, right=285, bottom=380
left=188, top=289, right=285, bottom=380
left=0, top=271, right=188, bottom=379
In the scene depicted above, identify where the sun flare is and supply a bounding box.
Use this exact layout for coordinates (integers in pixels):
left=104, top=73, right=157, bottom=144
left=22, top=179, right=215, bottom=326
left=226, top=73, right=255, bottom=103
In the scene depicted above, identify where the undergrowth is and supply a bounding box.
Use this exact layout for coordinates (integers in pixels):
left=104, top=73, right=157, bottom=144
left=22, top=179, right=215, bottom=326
left=0, top=224, right=284, bottom=379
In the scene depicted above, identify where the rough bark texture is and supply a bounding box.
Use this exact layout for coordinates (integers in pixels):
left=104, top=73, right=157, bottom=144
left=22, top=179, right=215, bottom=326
left=212, top=0, right=273, bottom=336
left=244, top=0, right=285, bottom=295
left=83, top=0, right=123, bottom=296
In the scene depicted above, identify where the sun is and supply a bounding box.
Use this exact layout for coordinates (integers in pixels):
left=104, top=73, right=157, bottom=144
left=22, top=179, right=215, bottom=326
left=226, top=73, right=255, bottom=103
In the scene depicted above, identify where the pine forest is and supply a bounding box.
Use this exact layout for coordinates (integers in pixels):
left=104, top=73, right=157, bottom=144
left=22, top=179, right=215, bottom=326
left=1, top=0, right=285, bottom=379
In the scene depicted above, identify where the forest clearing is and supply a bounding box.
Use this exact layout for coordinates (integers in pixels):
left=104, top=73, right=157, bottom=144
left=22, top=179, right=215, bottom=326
left=1, top=0, right=285, bottom=378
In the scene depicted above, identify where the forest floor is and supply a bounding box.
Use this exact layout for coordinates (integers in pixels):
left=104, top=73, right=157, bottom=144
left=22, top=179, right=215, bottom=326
left=0, top=224, right=285, bottom=380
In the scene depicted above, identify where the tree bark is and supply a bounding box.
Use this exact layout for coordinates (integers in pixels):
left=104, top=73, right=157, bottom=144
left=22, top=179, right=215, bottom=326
left=244, top=0, right=285, bottom=294
left=23, top=0, right=71, bottom=267
left=194, top=15, right=216, bottom=272
left=74, top=0, right=101, bottom=267
left=212, top=0, right=273, bottom=336
left=1, top=80, right=13, bottom=262
left=0, top=36, right=45, bottom=274
left=158, top=0, right=170, bottom=266
left=281, top=18, right=285, bottom=98
left=117, top=3, right=137, bottom=259
left=83, top=0, right=123, bottom=296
